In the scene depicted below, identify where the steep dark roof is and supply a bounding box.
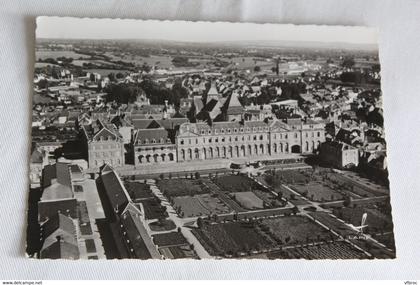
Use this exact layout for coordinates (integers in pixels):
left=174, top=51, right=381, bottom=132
left=119, top=204, right=153, bottom=259
left=100, top=168, right=131, bottom=214
left=158, top=118, right=189, bottom=130
left=40, top=239, right=79, bottom=259
left=132, top=119, right=154, bottom=129
left=222, top=92, right=244, bottom=115
left=43, top=213, right=76, bottom=241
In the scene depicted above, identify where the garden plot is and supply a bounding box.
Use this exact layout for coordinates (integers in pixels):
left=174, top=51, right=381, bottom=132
left=192, top=221, right=275, bottom=256
left=268, top=241, right=368, bottom=259
left=260, top=216, right=333, bottom=245
left=233, top=191, right=264, bottom=210
left=214, top=174, right=260, bottom=193
left=157, top=179, right=209, bottom=198
left=172, top=193, right=231, bottom=217
left=124, top=181, right=154, bottom=201
left=332, top=206, right=394, bottom=234
left=290, top=182, right=343, bottom=202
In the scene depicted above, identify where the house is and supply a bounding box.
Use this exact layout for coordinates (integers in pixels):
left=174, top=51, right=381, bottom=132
left=319, top=141, right=359, bottom=169
left=79, top=119, right=125, bottom=169
left=39, top=213, right=79, bottom=259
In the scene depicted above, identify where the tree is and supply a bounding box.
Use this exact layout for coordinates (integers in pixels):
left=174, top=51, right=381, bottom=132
left=159, top=173, right=164, bottom=180
left=197, top=217, right=203, bottom=228
left=343, top=196, right=352, bottom=207
left=254, top=66, right=261, bottom=72
left=195, top=172, right=200, bottom=179
left=341, top=57, right=355, bottom=69
left=108, top=73, right=116, bottom=82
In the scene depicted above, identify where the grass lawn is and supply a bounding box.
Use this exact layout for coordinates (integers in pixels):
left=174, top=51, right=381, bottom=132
left=172, top=194, right=231, bottom=217
left=273, top=170, right=310, bottom=184
left=214, top=174, right=261, bottom=193
left=291, top=182, right=343, bottom=202
left=157, top=179, right=209, bottom=198
left=308, top=212, right=356, bottom=237
left=261, top=216, right=333, bottom=245
left=233, top=191, right=264, bottom=210
left=332, top=206, right=394, bottom=234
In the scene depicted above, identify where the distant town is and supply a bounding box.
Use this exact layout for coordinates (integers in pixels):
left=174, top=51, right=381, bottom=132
left=27, top=36, right=395, bottom=260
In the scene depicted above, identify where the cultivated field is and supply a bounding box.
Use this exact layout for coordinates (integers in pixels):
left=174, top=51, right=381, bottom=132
left=260, top=216, right=333, bottom=245
left=268, top=241, right=368, bottom=259
left=192, top=221, right=274, bottom=256
left=36, top=50, right=90, bottom=60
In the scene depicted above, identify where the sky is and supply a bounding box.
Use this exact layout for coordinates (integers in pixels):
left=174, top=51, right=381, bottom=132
left=36, top=16, right=378, bottom=45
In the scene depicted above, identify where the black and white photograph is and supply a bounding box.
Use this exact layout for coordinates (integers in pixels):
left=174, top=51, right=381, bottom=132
left=27, top=16, right=395, bottom=260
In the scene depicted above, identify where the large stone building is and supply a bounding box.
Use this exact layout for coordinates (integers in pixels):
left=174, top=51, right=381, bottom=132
left=175, top=117, right=325, bottom=162
left=79, top=119, right=125, bottom=169
left=131, top=118, right=187, bottom=166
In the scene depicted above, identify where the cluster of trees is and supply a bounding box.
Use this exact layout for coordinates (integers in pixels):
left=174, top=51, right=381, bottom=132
left=172, top=56, right=199, bottom=68
left=38, top=56, right=74, bottom=66
left=104, top=83, right=143, bottom=104
left=339, top=71, right=379, bottom=85
left=245, top=80, right=306, bottom=106
left=139, top=78, right=188, bottom=106
left=104, top=77, right=189, bottom=106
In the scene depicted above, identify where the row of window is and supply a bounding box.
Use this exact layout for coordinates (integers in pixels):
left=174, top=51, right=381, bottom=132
left=199, top=126, right=269, bottom=135
left=137, top=138, right=172, bottom=145
left=94, top=136, right=115, bottom=142
left=91, top=144, right=120, bottom=150
left=92, top=151, right=121, bottom=158
left=94, top=159, right=121, bottom=166
left=136, top=146, right=175, bottom=152
left=180, top=134, right=270, bottom=145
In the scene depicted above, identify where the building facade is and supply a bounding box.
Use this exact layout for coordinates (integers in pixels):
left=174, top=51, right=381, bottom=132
left=80, top=119, right=125, bottom=169
left=319, top=140, right=359, bottom=168
left=175, top=118, right=325, bottom=162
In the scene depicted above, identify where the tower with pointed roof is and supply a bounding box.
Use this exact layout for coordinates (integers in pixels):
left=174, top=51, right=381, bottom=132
left=221, top=91, right=245, bottom=121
